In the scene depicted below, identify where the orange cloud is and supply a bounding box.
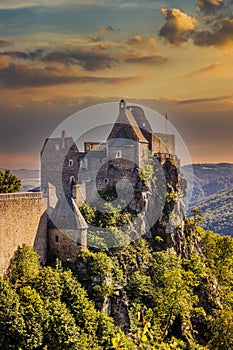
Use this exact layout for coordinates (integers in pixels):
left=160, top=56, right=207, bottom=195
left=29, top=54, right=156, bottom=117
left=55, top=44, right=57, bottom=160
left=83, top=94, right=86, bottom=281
left=0, top=55, right=10, bottom=69
left=160, top=8, right=197, bottom=45
left=0, top=60, right=144, bottom=89
left=177, top=94, right=233, bottom=105
left=183, top=63, right=223, bottom=77
left=127, top=35, right=158, bottom=50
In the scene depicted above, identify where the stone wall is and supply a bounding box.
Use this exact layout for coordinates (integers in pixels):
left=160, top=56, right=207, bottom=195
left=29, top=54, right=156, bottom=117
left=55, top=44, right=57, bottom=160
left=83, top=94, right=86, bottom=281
left=48, top=228, right=84, bottom=263
left=155, top=133, right=175, bottom=155
left=0, top=192, right=47, bottom=275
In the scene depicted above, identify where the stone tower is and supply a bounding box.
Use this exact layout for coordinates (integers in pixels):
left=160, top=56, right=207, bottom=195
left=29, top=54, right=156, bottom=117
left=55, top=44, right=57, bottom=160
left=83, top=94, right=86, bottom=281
left=107, top=99, right=149, bottom=168
left=48, top=195, right=88, bottom=263
left=41, top=130, right=79, bottom=199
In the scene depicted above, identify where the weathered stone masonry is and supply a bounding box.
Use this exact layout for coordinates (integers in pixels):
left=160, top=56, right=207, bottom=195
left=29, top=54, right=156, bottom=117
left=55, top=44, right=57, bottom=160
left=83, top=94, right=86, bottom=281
left=0, top=192, right=47, bottom=275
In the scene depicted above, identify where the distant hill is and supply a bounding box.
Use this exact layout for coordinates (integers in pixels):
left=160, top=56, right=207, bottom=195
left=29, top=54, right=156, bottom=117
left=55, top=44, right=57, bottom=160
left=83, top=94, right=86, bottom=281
left=183, top=163, right=233, bottom=236
left=189, top=187, right=233, bottom=236
left=0, top=168, right=40, bottom=192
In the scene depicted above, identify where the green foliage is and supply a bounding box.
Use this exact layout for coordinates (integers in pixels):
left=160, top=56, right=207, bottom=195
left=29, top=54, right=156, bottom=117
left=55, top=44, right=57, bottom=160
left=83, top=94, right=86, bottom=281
left=76, top=250, right=114, bottom=299
left=79, top=202, right=96, bottom=225
left=166, top=183, right=178, bottom=203
left=208, top=309, right=233, bottom=349
left=97, top=312, right=121, bottom=349
left=18, top=286, right=45, bottom=349
left=3, top=212, right=233, bottom=350
left=35, top=265, right=63, bottom=300
left=140, top=164, right=154, bottom=184
left=10, top=244, right=41, bottom=287
left=43, top=298, right=83, bottom=349
left=112, top=330, right=137, bottom=349
left=0, top=169, right=21, bottom=193
left=80, top=202, right=131, bottom=229
left=80, top=202, right=131, bottom=249
left=0, top=277, right=25, bottom=348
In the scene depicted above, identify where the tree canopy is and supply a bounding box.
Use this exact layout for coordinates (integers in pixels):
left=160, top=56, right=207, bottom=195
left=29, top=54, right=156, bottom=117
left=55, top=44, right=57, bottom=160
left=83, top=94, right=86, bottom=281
left=1, top=215, right=233, bottom=348
left=0, top=169, right=21, bottom=193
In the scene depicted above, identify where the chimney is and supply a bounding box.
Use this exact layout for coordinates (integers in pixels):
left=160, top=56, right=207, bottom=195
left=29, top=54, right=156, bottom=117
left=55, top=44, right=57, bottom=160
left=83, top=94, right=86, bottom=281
left=119, top=99, right=126, bottom=115
left=61, top=130, right=66, bottom=149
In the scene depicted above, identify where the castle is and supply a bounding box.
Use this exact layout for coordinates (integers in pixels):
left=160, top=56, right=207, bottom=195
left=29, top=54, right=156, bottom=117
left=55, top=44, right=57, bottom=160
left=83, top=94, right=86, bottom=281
left=0, top=100, right=178, bottom=275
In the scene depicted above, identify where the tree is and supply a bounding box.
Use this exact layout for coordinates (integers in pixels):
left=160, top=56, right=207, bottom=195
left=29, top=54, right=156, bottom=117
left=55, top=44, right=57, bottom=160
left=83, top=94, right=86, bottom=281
left=0, top=277, right=25, bottom=348
left=9, top=244, right=41, bottom=287
left=43, top=299, right=87, bottom=350
left=35, top=265, right=63, bottom=301
left=0, top=169, right=21, bottom=193
left=209, top=310, right=233, bottom=349
left=18, top=286, right=45, bottom=349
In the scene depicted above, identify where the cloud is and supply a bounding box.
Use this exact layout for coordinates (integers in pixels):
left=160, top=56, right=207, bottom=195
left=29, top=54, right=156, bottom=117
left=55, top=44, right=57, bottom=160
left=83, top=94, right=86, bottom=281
left=127, top=35, right=144, bottom=45
left=183, top=63, right=223, bottom=77
left=0, top=0, right=98, bottom=9
left=44, top=48, right=116, bottom=71
left=0, top=63, right=80, bottom=88
left=1, top=50, right=31, bottom=59
left=177, top=94, right=233, bottom=104
left=0, top=55, right=9, bottom=69
left=88, top=35, right=102, bottom=43
left=0, top=62, right=142, bottom=88
left=98, top=25, right=117, bottom=34
left=126, top=35, right=157, bottom=49
left=197, top=0, right=224, bottom=14
left=1, top=47, right=116, bottom=71
left=193, top=17, right=233, bottom=47
left=0, top=40, right=12, bottom=47
left=159, top=8, right=198, bottom=45
left=124, top=55, right=167, bottom=65
left=1, top=36, right=162, bottom=71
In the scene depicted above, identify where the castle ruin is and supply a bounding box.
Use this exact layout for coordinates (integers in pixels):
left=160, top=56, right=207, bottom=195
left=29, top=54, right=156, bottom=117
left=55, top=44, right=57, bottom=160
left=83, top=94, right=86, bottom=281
left=0, top=100, right=180, bottom=275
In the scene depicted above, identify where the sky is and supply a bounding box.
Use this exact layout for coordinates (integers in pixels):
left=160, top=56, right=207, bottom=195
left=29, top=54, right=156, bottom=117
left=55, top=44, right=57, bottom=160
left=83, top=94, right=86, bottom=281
left=0, top=0, right=232, bottom=169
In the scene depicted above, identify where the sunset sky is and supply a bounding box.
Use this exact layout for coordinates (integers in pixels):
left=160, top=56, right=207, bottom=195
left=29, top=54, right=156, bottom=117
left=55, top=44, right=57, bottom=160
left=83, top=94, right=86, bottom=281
left=0, top=0, right=232, bottom=169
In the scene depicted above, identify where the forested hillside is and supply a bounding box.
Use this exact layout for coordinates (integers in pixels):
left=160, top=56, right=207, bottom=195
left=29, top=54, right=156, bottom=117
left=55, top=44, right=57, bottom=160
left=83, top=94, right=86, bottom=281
left=1, top=223, right=233, bottom=349
left=183, top=163, right=233, bottom=236
left=189, top=187, right=233, bottom=236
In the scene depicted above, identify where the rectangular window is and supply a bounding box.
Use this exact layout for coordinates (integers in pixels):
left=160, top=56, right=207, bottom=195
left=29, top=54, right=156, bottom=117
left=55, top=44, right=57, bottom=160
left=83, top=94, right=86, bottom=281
left=116, top=151, right=121, bottom=158
left=69, top=159, right=73, bottom=167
